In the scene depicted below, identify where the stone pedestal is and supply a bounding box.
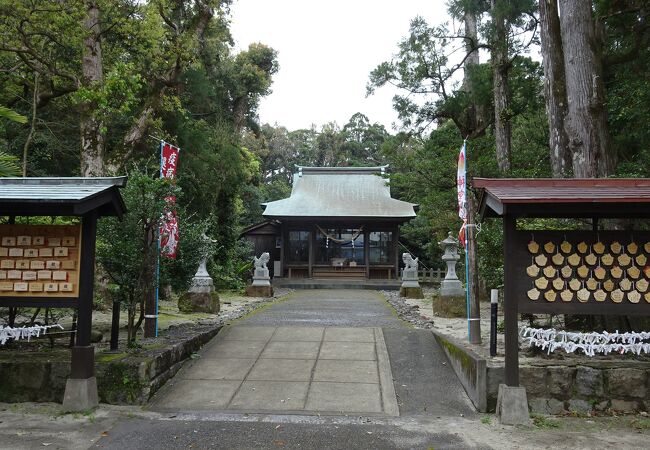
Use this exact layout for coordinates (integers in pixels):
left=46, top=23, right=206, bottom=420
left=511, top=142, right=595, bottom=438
left=247, top=267, right=273, bottom=297
left=178, top=259, right=219, bottom=313
left=62, top=377, right=98, bottom=412
left=439, top=232, right=465, bottom=297
left=496, top=384, right=530, bottom=425
left=400, top=267, right=423, bottom=298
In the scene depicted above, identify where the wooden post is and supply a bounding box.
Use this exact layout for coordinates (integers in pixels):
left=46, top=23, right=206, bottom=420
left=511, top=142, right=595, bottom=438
left=503, top=215, right=519, bottom=386
left=308, top=225, right=314, bottom=278
left=364, top=228, right=370, bottom=279
left=64, top=211, right=99, bottom=411
left=393, top=226, right=400, bottom=280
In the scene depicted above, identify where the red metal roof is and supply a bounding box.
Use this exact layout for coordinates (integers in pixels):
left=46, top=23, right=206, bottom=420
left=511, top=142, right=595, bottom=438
left=473, top=178, right=650, bottom=218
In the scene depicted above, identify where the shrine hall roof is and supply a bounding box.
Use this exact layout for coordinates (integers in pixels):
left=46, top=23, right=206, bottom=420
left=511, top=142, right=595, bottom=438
left=262, top=166, right=417, bottom=220
left=474, top=178, right=650, bottom=219
left=0, top=177, right=127, bottom=217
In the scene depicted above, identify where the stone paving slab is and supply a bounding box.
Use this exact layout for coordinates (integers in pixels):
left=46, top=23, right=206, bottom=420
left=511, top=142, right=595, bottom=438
left=313, top=360, right=379, bottom=383
left=305, top=382, right=383, bottom=413
left=246, top=358, right=315, bottom=381
left=260, top=341, right=321, bottom=359
left=151, top=324, right=399, bottom=416
left=229, top=380, right=309, bottom=410
left=323, top=327, right=374, bottom=342
left=181, top=358, right=256, bottom=380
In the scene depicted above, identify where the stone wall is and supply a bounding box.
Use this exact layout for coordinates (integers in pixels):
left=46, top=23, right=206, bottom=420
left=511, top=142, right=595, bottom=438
left=434, top=330, right=650, bottom=414
left=486, top=361, right=650, bottom=414
left=0, top=324, right=221, bottom=405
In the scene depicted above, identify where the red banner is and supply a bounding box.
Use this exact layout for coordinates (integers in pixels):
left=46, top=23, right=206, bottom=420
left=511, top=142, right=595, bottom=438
left=160, top=142, right=180, bottom=259
left=161, top=143, right=180, bottom=179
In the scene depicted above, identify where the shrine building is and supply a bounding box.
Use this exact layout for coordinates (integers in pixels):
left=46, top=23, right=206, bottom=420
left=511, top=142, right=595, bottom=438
left=241, top=166, right=418, bottom=280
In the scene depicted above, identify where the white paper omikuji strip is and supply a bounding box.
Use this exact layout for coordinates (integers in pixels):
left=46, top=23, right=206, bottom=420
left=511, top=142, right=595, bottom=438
left=0, top=324, right=63, bottom=345
left=519, top=327, right=650, bottom=357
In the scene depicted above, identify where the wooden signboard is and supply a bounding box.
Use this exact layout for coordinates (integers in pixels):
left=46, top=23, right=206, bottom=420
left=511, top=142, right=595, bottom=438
left=512, top=230, right=650, bottom=316
left=0, top=224, right=81, bottom=301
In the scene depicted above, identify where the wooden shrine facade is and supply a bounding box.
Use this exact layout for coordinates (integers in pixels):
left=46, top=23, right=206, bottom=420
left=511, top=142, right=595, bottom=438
left=242, top=166, right=418, bottom=280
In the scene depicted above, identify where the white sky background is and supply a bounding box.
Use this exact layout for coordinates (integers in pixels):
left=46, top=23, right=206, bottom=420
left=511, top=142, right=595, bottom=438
left=229, top=0, right=450, bottom=132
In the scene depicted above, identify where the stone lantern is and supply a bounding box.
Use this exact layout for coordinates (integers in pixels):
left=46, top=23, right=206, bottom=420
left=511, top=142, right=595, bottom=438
left=178, top=234, right=220, bottom=313
left=439, top=232, right=464, bottom=297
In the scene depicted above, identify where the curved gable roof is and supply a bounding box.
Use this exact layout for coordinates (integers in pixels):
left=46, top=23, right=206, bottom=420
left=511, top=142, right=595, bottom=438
left=262, top=166, right=417, bottom=220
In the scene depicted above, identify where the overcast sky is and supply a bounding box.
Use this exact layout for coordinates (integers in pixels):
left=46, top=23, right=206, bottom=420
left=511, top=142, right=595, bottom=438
left=229, top=0, right=449, bottom=132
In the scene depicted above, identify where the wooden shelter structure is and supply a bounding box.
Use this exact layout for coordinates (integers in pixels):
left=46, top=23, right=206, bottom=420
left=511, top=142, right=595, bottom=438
left=474, top=178, right=650, bottom=393
left=242, top=166, right=417, bottom=281
left=0, top=177, right=127, bottom=411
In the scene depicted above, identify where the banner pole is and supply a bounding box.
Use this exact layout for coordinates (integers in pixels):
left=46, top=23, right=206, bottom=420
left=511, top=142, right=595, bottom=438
left=154, top=141, right=163, bottom=337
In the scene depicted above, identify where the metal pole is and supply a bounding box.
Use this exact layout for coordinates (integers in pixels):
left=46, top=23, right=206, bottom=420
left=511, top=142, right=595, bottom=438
left=490, top=289, right=498, bottom=357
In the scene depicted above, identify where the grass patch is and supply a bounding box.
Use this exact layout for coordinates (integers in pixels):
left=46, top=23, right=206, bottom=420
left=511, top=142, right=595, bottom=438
left=480, top=416, right=492, bottom=425
left=630, top=418, right=650, bottom=430
left=531, top=414, right=561, bottom=429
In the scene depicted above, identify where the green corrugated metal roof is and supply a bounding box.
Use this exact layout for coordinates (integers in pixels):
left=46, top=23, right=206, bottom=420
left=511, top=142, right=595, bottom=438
left=262, top=167, right=417, bottom=219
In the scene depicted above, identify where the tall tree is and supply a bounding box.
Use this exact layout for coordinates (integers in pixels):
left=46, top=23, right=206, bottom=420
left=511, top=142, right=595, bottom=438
left=538, top=0, right=570, bottom=177
left=490, top=0, right=513, bottom=172
left=80, top=1, right=105, bottom=176
left=558, top=0, right=614, bottom=176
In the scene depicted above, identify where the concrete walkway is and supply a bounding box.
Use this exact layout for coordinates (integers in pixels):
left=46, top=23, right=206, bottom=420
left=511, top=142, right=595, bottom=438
left=152, top=325, right=398, bottom=415
left=150, top=289, right=474, bottom=418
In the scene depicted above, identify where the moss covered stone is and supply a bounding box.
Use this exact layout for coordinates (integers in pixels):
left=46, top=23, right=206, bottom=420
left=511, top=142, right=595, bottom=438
left=178, top=291, right=220, bottom=313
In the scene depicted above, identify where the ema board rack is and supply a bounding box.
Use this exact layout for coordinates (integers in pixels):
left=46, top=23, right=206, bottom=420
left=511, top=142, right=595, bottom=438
left=0, top=224, right=81, bottom=299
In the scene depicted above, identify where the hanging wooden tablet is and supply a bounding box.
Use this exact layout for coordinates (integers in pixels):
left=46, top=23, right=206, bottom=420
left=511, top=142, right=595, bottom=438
left=544, top=242, right=555, bottom=253
left=636, top=254, right=647, bottom=266
left=560, top=289, right=573, bottom=302
left=627, top=242, right=638, bottom=254
left=577, top=288, right=590, bottom=303
left=561, top=266, right=572, bottom=278
left=569, top=278, right=581, bottom=291
left=535, top=254, right=548, bottom=266
left=552, top=277, right=564, bottom=290
left=585, top=253, right=597, bottom=266
left=567, top=253, right=581, bottom=267
left=611, top=266, right=623, bottom=279
left=601, top=253, right=614, bottom=266
left=544, top=290, right=557, bottom=302
left=618, top=253, right=631, bottom=267
left=644, top=266, right=650, bottom=279
left=611, top=288, right=624, bottom=303
left=527, top=288, right=541, bottom=300
left=627, top=266, right=640, bottom=279
left=535, top=278, right=549, bottom=289
left=577, top=265, right=589, bottom=278
left=594, top=289, right=607, bottom=302
left=619, top=278, right=632, bottom=291
left=645, top=292, right=650, bottom=303
left=543, top=266, right=556, bottom=278
left=644, top=242, right=650, bottom=253
left=627, top=290, right=641, bottom=304
left=560, top=241, right=572, bottom=254
left=552, top=253, right=564, bottom=265
left=610, top=241, right=622, bottom=254
left=604, top=279, right=615, bottom=292
left=586, top=277, right=598, bottom=291
left=577, top=241, right=589, bottom=254
left=636, top=278, right=649, bottom=293
left=593, top=241, right=605, bottom=254
left=526, top=264, right=540, bottom=277
left=527, top=240, right=540, bottom=254
left=594, top=266, right=607, bottom=280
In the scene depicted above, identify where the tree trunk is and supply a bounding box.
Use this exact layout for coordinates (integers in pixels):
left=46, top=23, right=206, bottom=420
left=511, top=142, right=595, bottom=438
left=491, top=0, right=511, bottom=173
left=80, top=1, right=105, bottom=176
left=558, top=0, right=614, bottom=177
left=462, top=8, right=485, bottom=136
left=539, top=0, right=570, bottom=178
